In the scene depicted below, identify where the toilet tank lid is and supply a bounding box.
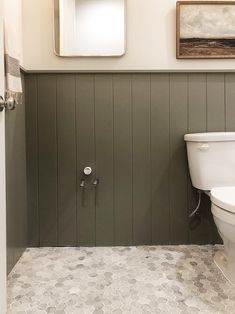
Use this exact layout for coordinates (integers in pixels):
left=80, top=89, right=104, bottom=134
left=184, top=132, right=235, bottom=142
left=211, top=187, right=235, bottom=213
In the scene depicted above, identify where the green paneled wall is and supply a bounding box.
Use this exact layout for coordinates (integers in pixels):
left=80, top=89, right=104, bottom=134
left=25, top=72, right=235, bottom=247
left=6, top=73, right=27, bottom=273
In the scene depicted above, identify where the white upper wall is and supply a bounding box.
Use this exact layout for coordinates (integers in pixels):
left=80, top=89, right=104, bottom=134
left=22, top=0, right=235, bottom=71
left=4, top=0, right=23, bottom=64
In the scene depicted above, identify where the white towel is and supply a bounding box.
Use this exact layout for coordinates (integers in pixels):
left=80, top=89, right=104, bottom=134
left=4, top=21, right=22, bottom=105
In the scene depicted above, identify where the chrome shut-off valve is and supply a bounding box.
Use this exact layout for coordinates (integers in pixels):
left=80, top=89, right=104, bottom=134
left=80, top=167, right=93, bottom=188
left=83, top=167, right=92, bottom=176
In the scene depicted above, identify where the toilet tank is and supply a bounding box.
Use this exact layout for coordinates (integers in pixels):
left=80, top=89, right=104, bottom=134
left=184, top=132, right=235, bottom=191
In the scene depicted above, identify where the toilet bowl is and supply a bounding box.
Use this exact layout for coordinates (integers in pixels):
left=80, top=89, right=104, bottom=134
left=184, top=132, right=235, bottom=285
left=211, top=187, right=235, bottom=286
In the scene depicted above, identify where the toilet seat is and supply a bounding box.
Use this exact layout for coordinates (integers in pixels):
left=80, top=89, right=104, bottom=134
left=210, top=189, right=235, bottom=286
left=212, top=203, right=235, bottom=225
left=211, top=187, right=235, bottom=214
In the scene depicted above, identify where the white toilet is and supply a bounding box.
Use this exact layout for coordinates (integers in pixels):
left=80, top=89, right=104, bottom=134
left=184, top=132, right=235, bottom=286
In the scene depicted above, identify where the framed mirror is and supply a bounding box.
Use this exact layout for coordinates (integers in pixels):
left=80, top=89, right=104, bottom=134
left=54, top=0, right=126, bottom=57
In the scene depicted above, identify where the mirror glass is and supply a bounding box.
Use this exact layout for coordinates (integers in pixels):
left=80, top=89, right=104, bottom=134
left=54, top=0, right=126, bottom=57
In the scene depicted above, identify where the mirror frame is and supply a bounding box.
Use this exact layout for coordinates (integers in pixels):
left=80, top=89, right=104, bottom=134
left=53, top=0, right=127, bottom=57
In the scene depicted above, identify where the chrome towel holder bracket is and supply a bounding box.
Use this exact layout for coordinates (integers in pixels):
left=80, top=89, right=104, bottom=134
left=0, top=95, right=16, bottom=112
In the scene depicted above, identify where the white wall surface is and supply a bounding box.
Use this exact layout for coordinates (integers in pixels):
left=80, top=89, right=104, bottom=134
left=22, top=0, right=235, bottom=71
left=4, top=0, right=23, bottom=64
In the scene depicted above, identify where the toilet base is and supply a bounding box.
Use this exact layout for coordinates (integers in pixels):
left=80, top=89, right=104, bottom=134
left=214, top=250, right=235, bottom=287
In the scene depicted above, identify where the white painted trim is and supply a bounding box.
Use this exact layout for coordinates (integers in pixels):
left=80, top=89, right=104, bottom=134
left=0, top=0, right=6, bottom=312
left=0, top=113, right=6, bottom=314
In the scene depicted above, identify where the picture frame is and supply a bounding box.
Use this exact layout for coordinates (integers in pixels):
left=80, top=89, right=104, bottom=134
left=176, top=1, right=235, bottom=59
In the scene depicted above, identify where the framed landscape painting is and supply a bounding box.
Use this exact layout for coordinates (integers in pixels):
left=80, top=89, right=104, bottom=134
left=176, top=1, right=235, bottom=59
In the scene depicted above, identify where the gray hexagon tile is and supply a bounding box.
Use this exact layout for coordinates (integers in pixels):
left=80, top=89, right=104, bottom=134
left=7, top=246, right=235, bottom=314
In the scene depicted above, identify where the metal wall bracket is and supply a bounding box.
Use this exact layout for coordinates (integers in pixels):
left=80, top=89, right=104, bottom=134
left=0, top=96, right=5, bottom=112
left=6, top=97, right=16, bottom=111
left=0, top=96, right=16, bottom=112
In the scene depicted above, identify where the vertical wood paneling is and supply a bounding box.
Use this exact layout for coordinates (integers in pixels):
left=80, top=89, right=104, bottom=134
left=207, top=73, right=225, bottom=132
left=225, top=73, right=235, bottom=131
left=169, top=74, right=188, bottom=244
left=188, top=74, right=213, bottom=244
left=94, top=74, right=114, bottom=246
left=6, top=110, right=14, bottom=272
left=132, top=74, right=151, bottom=245
left=25, top=72, right=229, bottom=247
left=57, top=75, right=77, bottom=246
left=188, top=74, right=207, bottom=132
left=151, top=74, right=170, bottom=244
left=6, top=73, right=27, bottom=274
left=25, top=74, right=39, bottom=247
left=76, top=74, right=96, bottom=246
left=6, top=102, right=17, bottom=272
left=38, top=75, right=58, bottom=246
left=21, top=75, right=27, bottom=254
left=206, top=73, right=225, bottom=243
left=113, top=74, right=132, bottom=245
left=14, top=75, right=27, bottom=261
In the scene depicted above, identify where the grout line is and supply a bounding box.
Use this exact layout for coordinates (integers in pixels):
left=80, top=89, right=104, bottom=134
left=206, top=74, right=208, bottom=132
left=94, top=74, right=97, bottom=246
left=187, top=73, right=190, bottom=244
left=112, top=74, right=115, bottom=246
left=187, top=74, right=190, bottom=133
left=131, top=74, right=134, bottom=245
left=36, top=75, right=40, bottom=247
left=167, top=73, right=171, bottom=245
left=203, top=74, right=206, bottom=133
left=55, top=75, right=59, bottom=246
left=149, top=74, right=153, bottom=245
left=128, top=74, right=132, bottom=246
left=224, top=73, right=227, bottom=131
left=75, top=74, right=78, bottom=246
left=168, top=73, right=171, bottom=245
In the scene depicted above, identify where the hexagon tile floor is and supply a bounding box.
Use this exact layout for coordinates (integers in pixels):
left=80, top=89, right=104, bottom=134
left=7, top=246, right=235, bottom=314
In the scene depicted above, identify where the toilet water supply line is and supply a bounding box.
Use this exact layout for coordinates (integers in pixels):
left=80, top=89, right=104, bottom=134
left=189, top=190, right=202, bottom=218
